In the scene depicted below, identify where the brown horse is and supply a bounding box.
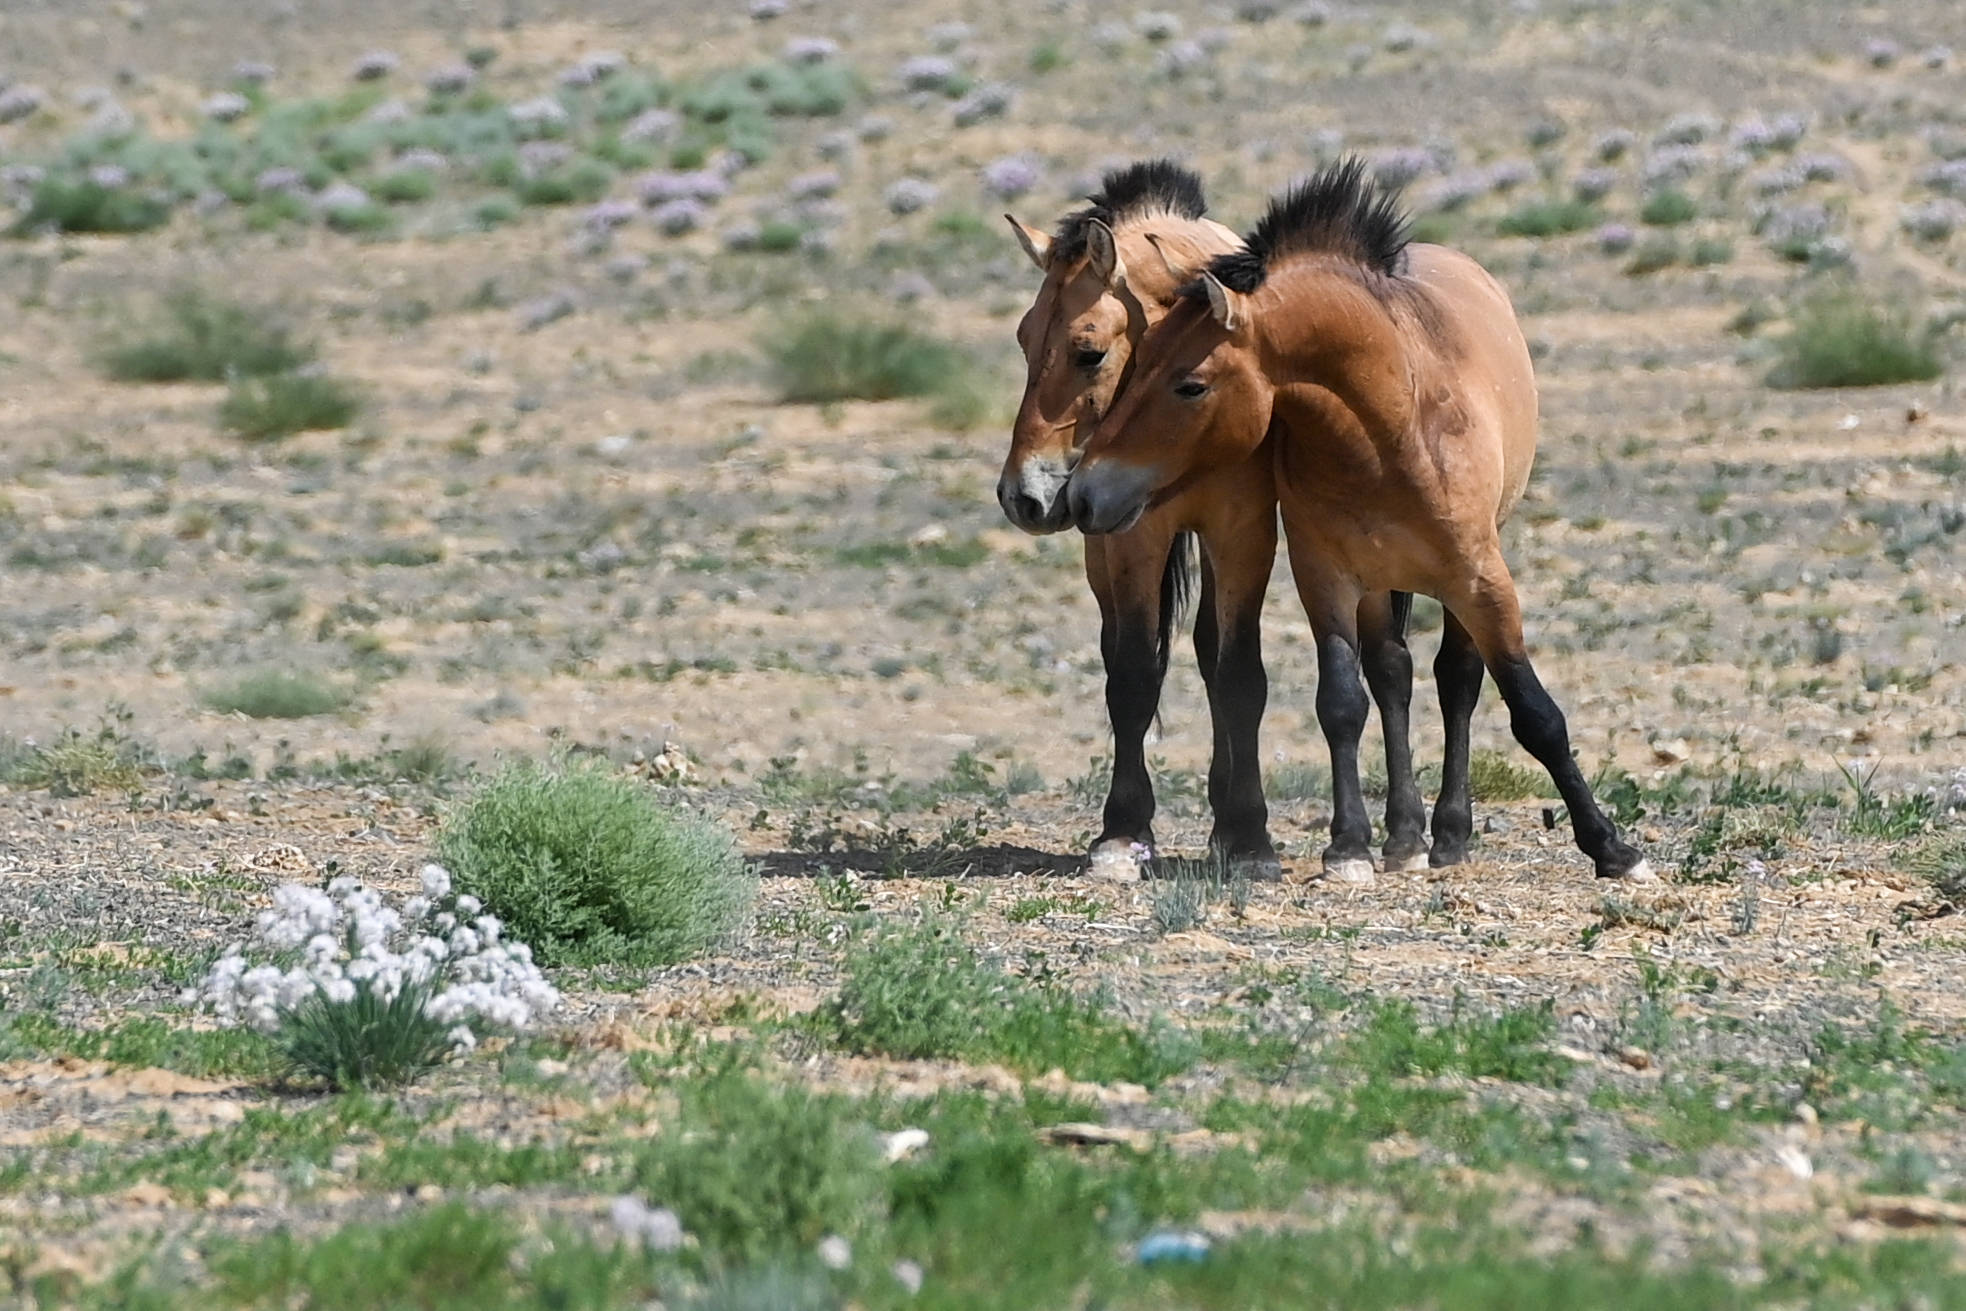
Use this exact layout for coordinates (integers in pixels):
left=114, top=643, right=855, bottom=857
left=1001, top=161, right=1432, bottom=881
left=1067, top=159, right=1651, bottom=881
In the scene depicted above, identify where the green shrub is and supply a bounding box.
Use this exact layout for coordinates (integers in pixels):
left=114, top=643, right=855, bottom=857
left=1767, top=289, right=1944, bottom=389
left=1467, top=749, right=1553, bottom=801
left=634, top=1068, right=881, bottom=1260
left=8, top=177, right=171, bottom=236
left=1495, top=198, right=1600, bottom=238
left=513, top=158, right=612, bottom=206
left=1624, top=236, right=1680, bottom=275
left=219, top=372, right=361, bottom=439
left=761, top=311, right=969, bottom=404
left=323, top=201, right=390, bottom=234
left=2, top=723, right=152, bottom=795
left=1639, top=188, right=1697, bottom=226
left=372, top=169, right=438, bottom=204
left=213, top=1204, right=521, bottom=1309
left=435, top=759, right=754, bottom=966
left=202, top=669, right=353, bottom=719
left=278, top=975, right=453, bottom=1089
left=98, top=289, right=313, bottom=383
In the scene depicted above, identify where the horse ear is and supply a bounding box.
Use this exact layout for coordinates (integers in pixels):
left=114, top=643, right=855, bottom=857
left=1005, top=215, right=1052, bottom=271
left=1200, top=272, right=1242, bottom=333
left=1084, top=218, right=1127, bottom=289
left=1143, top=233, right=1188, bottom=284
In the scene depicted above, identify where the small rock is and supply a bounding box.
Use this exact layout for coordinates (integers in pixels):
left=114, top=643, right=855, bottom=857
left=817, top=1234, right=852, bottom=1270
left=892, top=1259, right=925, bottom=1295
left=1618, top=1045, right=1652, bottom=1070
left=882, top=1128, right=931, bottom=1162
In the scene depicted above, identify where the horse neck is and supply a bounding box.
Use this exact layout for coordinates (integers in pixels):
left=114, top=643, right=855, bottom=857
left=1250, top=262, right=1418, bottom=441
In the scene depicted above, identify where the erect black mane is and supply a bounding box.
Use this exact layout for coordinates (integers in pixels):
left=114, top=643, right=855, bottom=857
left=1199, top=156, right=1411, bottom=295
left=1049, top=158, right=1208, bottom=267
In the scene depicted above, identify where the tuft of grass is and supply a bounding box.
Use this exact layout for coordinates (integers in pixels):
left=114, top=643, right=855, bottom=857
left=1623, top=236, right=1680, bottom=275
left=1, top=723, right=152, bottom=796
left=821, top=918, right=1195, bottom=1085
left=1767, top=289, right=1945, bottom=389
left=212, top=1203, right=541, bottom=1309
left=98, top=289, right=314, bottom=383
left=1495, top=198, right=1600, bottom=238
left=278, top=975, right=454, bottom=1090
left=0, top=1013, right=280, bottom=1079
left=8, top=177, right=170, bottom=236
left=1906, top=832, right=1966, bottom=907
left=760, top=310, right=974, bottom=405
left=1343, top=997, right=1569, bottom=1086
left=1639, top=188, right=1697, bottom=226
left=435, top=758, right=755, bottom=967
left=1467, top=749, right=1553, bottom=802
left=202, top=669, right=353, bottom=719
left=219, top=372, right=361, bottom=439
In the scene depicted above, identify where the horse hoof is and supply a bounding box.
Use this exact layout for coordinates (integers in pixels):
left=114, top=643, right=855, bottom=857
left=1600, top=856, right=1658, bottom=883
left=1428, top=846, right=1469, bottom=870
left=1323, top=857, right=1376, bottom=886
left=1226, top=851, right=1284, bottom=883
left=1384, top=850, right=1431, bottom=874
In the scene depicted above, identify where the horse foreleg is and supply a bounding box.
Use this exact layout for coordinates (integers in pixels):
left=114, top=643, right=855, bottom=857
left=1197, top=519, right=1279, bottom=880
left=1087, top=528, right=1178, bottom=861
left=1286, top=539, right=1374, bottom=884
left=1358, top=590, right=1427, bottom=873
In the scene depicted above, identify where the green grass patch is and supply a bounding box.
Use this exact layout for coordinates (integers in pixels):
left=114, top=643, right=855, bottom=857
left=1496, top=198, right=1600, bottom=238
left=98, top=289, right=313, bottom=383
left=1767, top=289, right=1945, bottom=389
left=1639, top=188, right=1697, bottom=226
left=218, top=371, right=361, bottom=439
left=820, top=918, right=1196, bottom=1085
left=1467, top=749, right=1553, bottom=802
left=0, top=722, right=153, bottom=796
left=760, top=310, right=977, bottom=405
left=201, top=669, right=353, bottom=719
left=1342, top=997, right=1569, bottom=1086
left=435, top=758, right=755, bottom=967
left=0, top=1013, right=280, bottom=1080
left=8, top=177, right=171, bottom=236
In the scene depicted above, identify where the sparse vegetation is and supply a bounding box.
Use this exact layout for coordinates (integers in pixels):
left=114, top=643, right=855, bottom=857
left=760, top=310, right=976, bottom=405
left=1767, top=289, right=1945, bottom=389
left=202, top=670, right=353, bottom=719
left=98, top=289, right=313, bottom=383
left=8, top=177, right=170, bottom=236
left=219, top=371, right=361, bottom=439
left=1496, top=198, right=1601, bottom=237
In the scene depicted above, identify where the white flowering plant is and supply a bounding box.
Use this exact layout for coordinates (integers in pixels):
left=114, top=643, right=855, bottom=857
left=198, top=864, right=558, bottom=1089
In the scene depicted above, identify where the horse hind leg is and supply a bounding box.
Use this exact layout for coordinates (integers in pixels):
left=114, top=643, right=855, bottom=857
left=1358, top=590, right=1428, bottom=873
left=1448, top=557, right=1652, bottom=881
left=1429, top=609, right=1485, bottom=868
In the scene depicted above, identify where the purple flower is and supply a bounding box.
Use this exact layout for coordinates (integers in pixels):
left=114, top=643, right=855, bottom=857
left=1368, top=146, right=1434, bottom=190
left=621, top=108, right=678, bottom=143
left=749, top=0, right=788, bottom=19
left=652, top=198, right=704, bottom=234
left=1900, top=199, right=1966, bottom=241
left=887, top=271, right=936, bottom=302
left=815, top=129, right=855, bottom=161
left=1295, top=2, right=1332, bottom=25
left=784, top=37, right=840, bottom=64
left=315, top=181, right=372, bottom=212
left=884, top=177, right=939, bottom=215
left=0, top=164, right=46, bottom=195
left=953, top=83, right=1015, bottom=127
left=518, top=291, right=577, bottom=331
left=1654, top=112, right=1720, bottom=146
left=0, top=85, right=45, bottom=124
left=637, top=169, right=728, bottom=204
left=1595, top=222, right=1636, bottom=254
left=561, top=51, right=625, bottom=87
left=87, top=164, right=130, bottom=189
left=364, top=98, right=414, bottom=126
left=898, top=55, right=959, bottom=92
left=605, top=253, right=647, bottom=282
left=1729, top=118, right=1779, bottom=156
left=1136, top=11, right=1182, bottom=41
left=1236, top=0, right=1283, bottom=18
left=1571, top=167, right=1617, bottom=202
left=1796, top=152, right=1852, bottom=183
left=1485, top=158, right=1535, bottom=192
left=583, top=199, right=638, bottom=231
left=394, top=147, right=448, bottom=173
left=1747, top=165, right=1804, bottom=196
left=858, top=115, right=894, bottom=142
left=1922, top=45, right=1952, bottom=70
left=721, top=220, right=763, bottom=250
left=928, top=21, right=973, bottom=50
left=351, top=50, right=400, bottom=81
left=232, top=60, right=276, bottom=85
left=86, top=100, right=135, bottom=138
left=1592, top=128, right=1635, bottom=162
left=1864, top=38, right=1899, bottom=68
left=787, top=169, right=841, bottom=200
left=1641, top=145, right=1704, bottom=190
left=980, top=154, right=1041, bottom=200
left=518, top=141, right=574, bottom=177
left=1157, top=40, right=1209, bottom=77
left=1919, top=159, right=1966, bottom=198
left=425, top=63, right=475, bottom=95
left=1381, top=21, right=1426, bottom=52
left=255, top=167, right=304, bottom=195
left=508, top=96, right=570, bottom=136
left=1416, top=171, right=1488, bottom=212
left=203, top=91, right=251, bottom=122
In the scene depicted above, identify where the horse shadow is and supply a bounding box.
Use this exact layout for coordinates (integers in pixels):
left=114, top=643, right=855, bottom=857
left=753, top=843, right=1083, bottom=880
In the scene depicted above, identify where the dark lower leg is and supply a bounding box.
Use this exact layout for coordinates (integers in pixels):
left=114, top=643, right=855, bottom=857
left=1360, top=592, right=1426, bottom=868
left=1316, top=633, right=1374, bottom=874
left=1430, top=614, right=1486, bottom=867
left=1488, top=656, right=1647, bottom=878
left=1205, top=608, right=1273, bottom=872
left=1098, top=613, right=1165, bottom=850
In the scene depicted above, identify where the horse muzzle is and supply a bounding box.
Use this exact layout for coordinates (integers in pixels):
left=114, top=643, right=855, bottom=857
left=1067, top=461, right=1155, bottom=536
left=996, top=458, right=1075, bottom=535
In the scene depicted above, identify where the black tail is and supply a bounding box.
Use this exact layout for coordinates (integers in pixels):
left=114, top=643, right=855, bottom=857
left=1156, top=532, right=1199, bottom=678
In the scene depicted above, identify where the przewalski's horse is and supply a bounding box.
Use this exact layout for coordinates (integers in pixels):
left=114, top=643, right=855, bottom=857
left=1000, top=161, right=1431, bottom=881
left=1068, top=158, right=1652, bottom=882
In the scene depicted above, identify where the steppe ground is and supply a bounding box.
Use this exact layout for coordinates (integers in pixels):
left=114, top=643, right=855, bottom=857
left=4, top=0, right=1966, bottom=1306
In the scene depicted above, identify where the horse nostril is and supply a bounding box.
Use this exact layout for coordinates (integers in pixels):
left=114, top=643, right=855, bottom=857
left=1010, top=491, right=1046, bottom=524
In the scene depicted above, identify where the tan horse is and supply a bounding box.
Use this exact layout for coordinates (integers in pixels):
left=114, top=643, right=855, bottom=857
left=1001, top=161, right=1433, bottom=881
left=1068, top=158, right=1651, bottom=881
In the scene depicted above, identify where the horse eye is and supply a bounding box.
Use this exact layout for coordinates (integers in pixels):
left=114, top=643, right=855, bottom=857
left=1173, top=378, right=1209, bottom=399
left=1074, top=347, right=1107, bottom=369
